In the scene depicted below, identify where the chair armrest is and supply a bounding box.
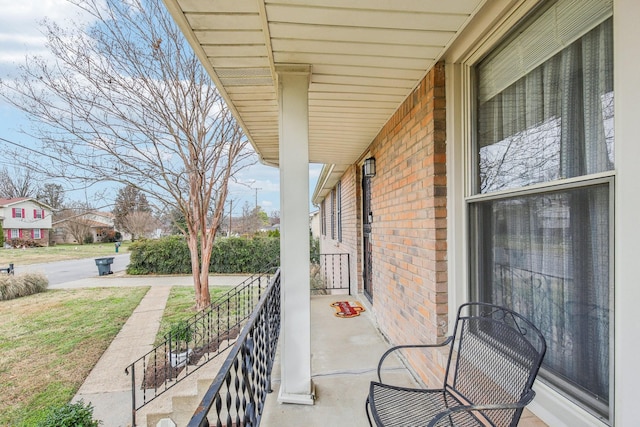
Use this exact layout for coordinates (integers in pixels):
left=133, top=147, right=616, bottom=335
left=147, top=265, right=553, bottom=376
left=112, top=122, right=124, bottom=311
left=426, top=389, right=536, bottom=427
left=377, top=336, right=453, bottom=382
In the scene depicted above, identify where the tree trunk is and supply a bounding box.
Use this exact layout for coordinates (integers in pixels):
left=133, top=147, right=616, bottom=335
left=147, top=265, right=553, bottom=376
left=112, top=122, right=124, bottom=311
left=187, top=234, right=210, bottom=311
left=199, top=234, right=215, bottom=309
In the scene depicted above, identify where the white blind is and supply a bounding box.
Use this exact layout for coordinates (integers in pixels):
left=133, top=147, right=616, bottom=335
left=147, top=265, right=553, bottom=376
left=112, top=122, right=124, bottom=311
left=478, top=0, right=612, bottom=103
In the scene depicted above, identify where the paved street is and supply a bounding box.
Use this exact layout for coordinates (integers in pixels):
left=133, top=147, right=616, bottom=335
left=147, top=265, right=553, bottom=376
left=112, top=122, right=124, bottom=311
left=15, top=253, right=131, bottom=285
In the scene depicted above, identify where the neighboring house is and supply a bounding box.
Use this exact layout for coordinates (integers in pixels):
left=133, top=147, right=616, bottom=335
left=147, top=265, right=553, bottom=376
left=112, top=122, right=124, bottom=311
left=0, top=197, right=53, bottom=246
left=309, top=210, right=319, bottom=240
left=165, top=0, right=635, bottom=425
left=53, top=211, right=127, bottom=244
left=82, top=211, right=118, bottom=242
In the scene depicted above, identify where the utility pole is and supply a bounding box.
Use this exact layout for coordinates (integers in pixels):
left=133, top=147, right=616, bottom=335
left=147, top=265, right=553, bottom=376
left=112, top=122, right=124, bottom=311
left=254, top=187, right=262, bottom=210
left=228, top=200, right=232, bottom=237
left=254, top=187, right=262, bottom=233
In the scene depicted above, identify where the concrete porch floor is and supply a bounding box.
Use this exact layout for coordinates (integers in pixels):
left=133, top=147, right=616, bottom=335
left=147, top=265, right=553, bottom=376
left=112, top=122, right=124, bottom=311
left=260, top=294, right=547, bottom=427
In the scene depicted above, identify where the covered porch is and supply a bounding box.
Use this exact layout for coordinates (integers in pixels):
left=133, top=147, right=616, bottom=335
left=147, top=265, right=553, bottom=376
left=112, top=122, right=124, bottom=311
left=161, top=1, right=640, bottom=425
left=161, top=0, right=489, bottom=407
left=260, top=294, right=546, bottom=427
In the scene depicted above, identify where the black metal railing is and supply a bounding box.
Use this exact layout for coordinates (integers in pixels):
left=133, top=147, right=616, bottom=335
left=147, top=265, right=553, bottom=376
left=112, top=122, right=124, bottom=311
left=311, top=253, right=351, bottom=295
left=188, top=269, right=281, bottom=427
left=125, top=269, right=275, bottom=426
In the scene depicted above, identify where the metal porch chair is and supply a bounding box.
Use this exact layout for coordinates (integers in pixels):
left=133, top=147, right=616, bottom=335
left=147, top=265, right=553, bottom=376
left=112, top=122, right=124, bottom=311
left=366, top=302, right=546, bottom=427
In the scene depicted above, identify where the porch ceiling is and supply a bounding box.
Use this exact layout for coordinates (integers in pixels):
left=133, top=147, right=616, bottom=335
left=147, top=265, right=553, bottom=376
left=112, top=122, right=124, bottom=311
left=163, top=0, right=485, bottom=167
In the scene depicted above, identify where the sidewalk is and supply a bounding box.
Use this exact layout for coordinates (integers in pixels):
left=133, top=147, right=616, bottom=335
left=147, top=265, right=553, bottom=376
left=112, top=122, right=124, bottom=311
left=67, top=274, right=250, bottom=427
left=73, top=285, right=172, bottom=427
left=50, top=272, right=250, bottom=289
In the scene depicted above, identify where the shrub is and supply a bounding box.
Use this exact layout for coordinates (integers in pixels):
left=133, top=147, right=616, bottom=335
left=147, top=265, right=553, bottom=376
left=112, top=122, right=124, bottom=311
left=209, top=236, right=280, bottom=273
left=7, top=238, right=44, bottom=248
left=310, top=234, right=320, bottom=264
left=83, top=234, right=94, bottom=244
left=127, top=235, right=280, bottom=275
left=126, top=235, right=191, bottom=275
left=0, top=272, right=48, bottom=301
left=103, top=230, right=118, bottom=243
left=166, top=320, right=193, bottom=351
left=36, top=400, right=101, bottom=427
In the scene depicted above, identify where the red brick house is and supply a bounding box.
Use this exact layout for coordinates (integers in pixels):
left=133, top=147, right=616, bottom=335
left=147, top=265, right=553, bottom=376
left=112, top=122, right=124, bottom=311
left=165, top=0, right=633, bottom=424
left=0, top=197, right=53, bottom=246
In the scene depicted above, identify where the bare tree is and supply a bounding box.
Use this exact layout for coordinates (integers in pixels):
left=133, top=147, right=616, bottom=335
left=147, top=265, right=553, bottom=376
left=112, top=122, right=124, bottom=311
left=0, top=167, right=40, bottom=198
left=55, top=204, right=93, bottom=244
left=37, top=183, right=65, bottom=210
left=121, top=210, right=158, bottom=240
left=0, top=0, right=253, bottom=309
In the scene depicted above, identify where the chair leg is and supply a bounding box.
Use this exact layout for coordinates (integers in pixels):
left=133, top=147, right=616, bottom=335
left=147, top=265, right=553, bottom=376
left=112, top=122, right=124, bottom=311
left=365, top=396, right=374, bottom=426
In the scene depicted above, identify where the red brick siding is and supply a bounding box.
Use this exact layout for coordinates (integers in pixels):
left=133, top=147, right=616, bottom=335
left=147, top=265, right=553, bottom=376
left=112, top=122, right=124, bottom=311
left=10, top=229, right=49, bottom=246
left=319, top=165, right=361, bottom=293
left=318, top=63, right=448, bottom=386
left=367, top=63, right=448, bottom=386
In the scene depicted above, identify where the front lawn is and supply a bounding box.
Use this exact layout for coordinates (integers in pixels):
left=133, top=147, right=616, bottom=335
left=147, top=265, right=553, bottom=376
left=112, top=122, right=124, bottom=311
left=0, top=286, right=148, bottom=426
left=0, top=242, right=130, bottom=266
left=155, top=286, right=233, bottom=345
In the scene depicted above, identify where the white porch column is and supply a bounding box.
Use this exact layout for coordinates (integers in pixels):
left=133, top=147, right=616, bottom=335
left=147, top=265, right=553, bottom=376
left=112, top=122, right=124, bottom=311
left=276, top=64, right=314, bottom=405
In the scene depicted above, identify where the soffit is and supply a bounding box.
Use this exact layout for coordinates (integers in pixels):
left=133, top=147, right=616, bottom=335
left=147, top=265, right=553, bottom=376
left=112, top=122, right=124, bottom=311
left=164, top=0, right=486, bottom=167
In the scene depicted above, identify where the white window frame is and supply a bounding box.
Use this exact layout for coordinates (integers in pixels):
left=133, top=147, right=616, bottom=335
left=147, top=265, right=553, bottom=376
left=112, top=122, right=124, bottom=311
left=446, top=1, right=614, bottom=425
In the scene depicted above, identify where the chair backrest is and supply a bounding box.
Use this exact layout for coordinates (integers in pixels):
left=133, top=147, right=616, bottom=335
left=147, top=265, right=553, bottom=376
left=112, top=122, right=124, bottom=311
left=444, top=302, right=546, bottom=426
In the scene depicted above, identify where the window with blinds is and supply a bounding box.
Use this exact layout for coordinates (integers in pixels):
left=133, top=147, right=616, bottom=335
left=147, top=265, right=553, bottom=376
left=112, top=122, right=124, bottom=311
left=470, top=0, right=614, bottom=422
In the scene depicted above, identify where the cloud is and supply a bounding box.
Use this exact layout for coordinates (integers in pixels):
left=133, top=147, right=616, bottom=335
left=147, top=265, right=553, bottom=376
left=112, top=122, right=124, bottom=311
left=309, top=163, right=322, bottom=179
left=0, top=0, right=99, bottom=76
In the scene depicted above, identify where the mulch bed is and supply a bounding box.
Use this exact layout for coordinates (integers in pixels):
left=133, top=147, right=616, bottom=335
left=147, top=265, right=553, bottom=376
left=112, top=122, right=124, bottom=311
left=142, top=326, right=241, bottom=389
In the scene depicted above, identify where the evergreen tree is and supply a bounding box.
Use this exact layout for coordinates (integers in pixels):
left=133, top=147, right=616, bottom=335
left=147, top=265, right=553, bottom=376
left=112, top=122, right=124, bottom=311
left=113, top=184, right=151, bottom=240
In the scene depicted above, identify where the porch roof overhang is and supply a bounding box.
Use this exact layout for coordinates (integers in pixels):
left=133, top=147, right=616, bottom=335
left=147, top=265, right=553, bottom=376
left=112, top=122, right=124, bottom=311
left=163, top=0, right=486, bottom=202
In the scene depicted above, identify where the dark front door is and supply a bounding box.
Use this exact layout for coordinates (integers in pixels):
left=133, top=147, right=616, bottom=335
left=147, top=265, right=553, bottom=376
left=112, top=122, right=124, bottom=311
left=362, top=168, right=373, bottom=302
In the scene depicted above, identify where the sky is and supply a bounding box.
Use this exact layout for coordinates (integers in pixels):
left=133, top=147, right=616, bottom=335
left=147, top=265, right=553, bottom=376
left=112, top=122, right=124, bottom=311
left=0, top=0, right=321, bottom=217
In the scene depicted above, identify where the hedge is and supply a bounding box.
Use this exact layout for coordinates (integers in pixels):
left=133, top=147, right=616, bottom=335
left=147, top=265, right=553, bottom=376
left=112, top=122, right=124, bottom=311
left=126, top=235, right=280, bottom=275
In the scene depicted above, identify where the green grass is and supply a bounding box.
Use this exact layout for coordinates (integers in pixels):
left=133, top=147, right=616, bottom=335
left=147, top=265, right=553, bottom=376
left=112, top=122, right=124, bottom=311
left=155, top=286, right=233, bottom=345
left=0, top=286, right=149, bottom=427
left=0, top=242, right=130, bottom=266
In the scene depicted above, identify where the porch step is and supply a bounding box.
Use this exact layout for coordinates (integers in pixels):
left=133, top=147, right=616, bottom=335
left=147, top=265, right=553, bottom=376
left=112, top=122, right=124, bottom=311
left=137, top=347, right=231, bottom=427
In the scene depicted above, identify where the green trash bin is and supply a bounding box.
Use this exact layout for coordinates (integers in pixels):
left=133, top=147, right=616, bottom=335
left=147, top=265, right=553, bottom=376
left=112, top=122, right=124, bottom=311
left=95, top=257, right=115, bottom=276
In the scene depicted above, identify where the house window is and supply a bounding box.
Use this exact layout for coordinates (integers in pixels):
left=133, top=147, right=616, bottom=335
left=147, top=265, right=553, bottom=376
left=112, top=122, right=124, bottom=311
left=321, top=200, right=326, bottom=236
left=470, top=2, right=613, bottom=421
left=330, top=188, right=336, bottom=240
left=12, top=208, right=24, bottom=219
left=33, top=229, right=41, bottom=239
left=10, top=229, right=19, bottom=239
left=336, top=181, right=342, bottom=242
left=34, top=209, right=44, bottom=219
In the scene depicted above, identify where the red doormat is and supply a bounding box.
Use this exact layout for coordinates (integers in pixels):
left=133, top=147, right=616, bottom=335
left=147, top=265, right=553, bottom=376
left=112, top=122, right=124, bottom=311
left=331, top=301, right=365, bottom=318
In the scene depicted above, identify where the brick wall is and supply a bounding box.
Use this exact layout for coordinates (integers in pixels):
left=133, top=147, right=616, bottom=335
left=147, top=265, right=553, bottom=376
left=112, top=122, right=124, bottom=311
left=367, top=62, right=448, bottom=386
left=9, top=229, right=49, bottom=246
left=318, top=165, right=360, bottom=294
left=318, top=63, right=448, bottom=386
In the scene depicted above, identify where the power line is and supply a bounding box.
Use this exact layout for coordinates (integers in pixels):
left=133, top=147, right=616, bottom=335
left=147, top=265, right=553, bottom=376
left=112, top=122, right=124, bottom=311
left=0, top=135, right=106, bottom=177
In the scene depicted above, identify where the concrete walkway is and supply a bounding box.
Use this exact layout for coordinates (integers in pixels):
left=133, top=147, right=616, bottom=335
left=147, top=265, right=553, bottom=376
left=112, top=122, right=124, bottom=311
left=73, top=285, right=172, bottom=427
left=64, top=274, right=251, bottom=427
